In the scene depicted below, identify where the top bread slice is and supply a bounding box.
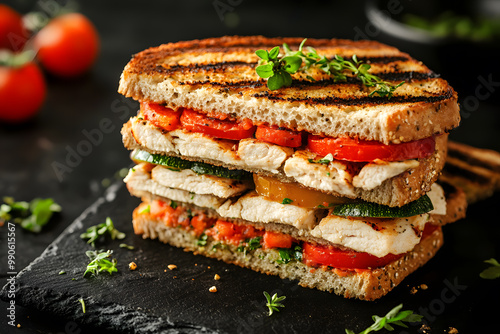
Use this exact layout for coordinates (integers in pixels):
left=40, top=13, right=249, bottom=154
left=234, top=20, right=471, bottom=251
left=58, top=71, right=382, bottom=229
left=118, top=36, right=460, bottom=144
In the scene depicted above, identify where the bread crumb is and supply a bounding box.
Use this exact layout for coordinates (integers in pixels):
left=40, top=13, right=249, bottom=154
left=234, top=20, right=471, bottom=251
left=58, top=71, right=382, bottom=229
left=129, top=262, right=137, bottom=270
left=420, top=283, right=428, bottom=290
left=410, top=286, right=418, bottom=294
left=167, top=264, right=177, bottom=270
left=17, top=324, right=21, bottom=328
left=214, top=274, right=220, bottom=280
left=448, top=327, right=458, bottom=334
left=420, top=324, right=431, bottom=333
left=209, top=286, right=217, bottom=293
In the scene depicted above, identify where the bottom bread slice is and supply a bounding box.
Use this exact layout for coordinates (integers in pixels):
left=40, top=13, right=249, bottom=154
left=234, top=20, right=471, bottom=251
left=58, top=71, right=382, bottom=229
left=132, top=202, right=444, bottom=301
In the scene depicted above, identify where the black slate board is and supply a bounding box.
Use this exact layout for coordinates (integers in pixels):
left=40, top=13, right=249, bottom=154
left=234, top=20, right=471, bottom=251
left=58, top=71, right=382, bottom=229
left=1, top=181, right=499, bottom=333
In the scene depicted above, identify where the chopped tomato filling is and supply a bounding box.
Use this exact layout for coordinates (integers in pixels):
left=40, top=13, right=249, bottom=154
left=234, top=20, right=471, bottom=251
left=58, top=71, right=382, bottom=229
left=141, top=199, right=440, bottom=270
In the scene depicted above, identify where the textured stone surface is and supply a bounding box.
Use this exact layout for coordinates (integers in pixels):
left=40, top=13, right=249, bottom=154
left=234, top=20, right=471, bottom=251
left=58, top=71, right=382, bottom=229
left=1, top=182, right=499, bottom=333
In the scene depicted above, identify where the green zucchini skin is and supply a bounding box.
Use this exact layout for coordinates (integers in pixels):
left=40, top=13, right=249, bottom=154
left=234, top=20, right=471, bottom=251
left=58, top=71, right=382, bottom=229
left=331, top=195, right=434, bottom=218
left=133, top=150, right=252, bottom=180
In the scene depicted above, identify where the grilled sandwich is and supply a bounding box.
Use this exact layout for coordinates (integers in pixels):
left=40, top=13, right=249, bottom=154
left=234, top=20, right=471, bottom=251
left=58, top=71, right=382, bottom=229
left=118, top=36, right=465, bottom=300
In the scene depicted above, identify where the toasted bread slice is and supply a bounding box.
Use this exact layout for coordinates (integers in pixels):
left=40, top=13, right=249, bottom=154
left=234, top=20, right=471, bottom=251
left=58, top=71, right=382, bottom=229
left=118, top=36, right=460, bottom=144
left=440, top=141, right=500, bottom=203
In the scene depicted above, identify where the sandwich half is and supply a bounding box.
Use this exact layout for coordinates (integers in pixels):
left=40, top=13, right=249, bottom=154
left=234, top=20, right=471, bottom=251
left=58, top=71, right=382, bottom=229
left=118, top=36, right=465, bottom=300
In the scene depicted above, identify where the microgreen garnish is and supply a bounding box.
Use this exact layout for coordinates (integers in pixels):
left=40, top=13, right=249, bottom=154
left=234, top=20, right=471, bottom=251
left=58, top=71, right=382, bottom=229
left=0, top=196, right=61, bottom=233
left=281, top=198, right=293, bottom=205
left=255, top=38, right=404, bottom=98
left=263, top=291, right=286, bottom=316
left=78, top=298, right=86, bottom=314
left=345, top=304, right=423, bottom=334
left=80, top=217, right=125, bottom=247
left=83, top=250, right=118, bottom=277
left=480, top=258, right=500, bottom=279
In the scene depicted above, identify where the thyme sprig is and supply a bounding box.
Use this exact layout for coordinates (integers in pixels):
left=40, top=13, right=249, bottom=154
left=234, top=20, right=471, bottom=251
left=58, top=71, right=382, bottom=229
left=255, top=38, right=404, bottom=98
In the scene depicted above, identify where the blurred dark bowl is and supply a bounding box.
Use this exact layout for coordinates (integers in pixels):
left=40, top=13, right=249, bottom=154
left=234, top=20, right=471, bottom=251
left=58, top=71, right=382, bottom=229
left=364, top=0, right=500, bottom=101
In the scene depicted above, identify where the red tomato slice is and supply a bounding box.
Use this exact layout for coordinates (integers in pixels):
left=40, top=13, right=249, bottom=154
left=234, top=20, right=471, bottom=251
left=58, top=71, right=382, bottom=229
left=255, top=125, right=303, bottom=147
left=141, top=102, right=182, bottom=131
left=263, top=231, right=293, bottom=249
left=307, top=134, right=436, bottom=162
left=303, top=242, right=402, bottom=269
left=180, top=108, right=256, bottom=140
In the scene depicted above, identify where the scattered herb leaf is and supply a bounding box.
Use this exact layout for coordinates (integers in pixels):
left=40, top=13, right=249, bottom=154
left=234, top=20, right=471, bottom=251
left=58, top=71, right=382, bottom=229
left=480, top=258, right=500, bottom=279
left=0, top=196, right=61, bottom=233
left=345, top=304, right=423, bottom=334
left=58, top=270, right=66, bottom=275
left=80, top=217, right=125, bottom=247
left=83, top=250, right=118, bottom=277
left=255, top=38, right=404, bottom=98
left=119, top=243, right=135, bottom=250
left=281, top=198, right=293, bottom=205
left=78, top=298, right=86, bottom=314
left=264, top=291, right=286, bottom=316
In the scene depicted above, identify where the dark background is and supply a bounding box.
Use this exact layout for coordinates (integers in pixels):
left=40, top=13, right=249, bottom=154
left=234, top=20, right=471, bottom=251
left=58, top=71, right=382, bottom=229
left=1, top=0, right=499, bottom=333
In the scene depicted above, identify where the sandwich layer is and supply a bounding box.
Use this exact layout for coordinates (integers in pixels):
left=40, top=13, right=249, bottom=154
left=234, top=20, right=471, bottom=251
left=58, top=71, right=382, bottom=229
left=131, top=199, right=444, bottom=301
left=124, top=163, right=460, bottom=257
left=123, top=118, right=448, bottom=207
left=118, top=36, right=460, bottom=144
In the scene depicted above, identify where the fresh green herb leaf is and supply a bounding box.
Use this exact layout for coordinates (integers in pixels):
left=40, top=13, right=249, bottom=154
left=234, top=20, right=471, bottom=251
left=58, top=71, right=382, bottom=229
left=276, top=245, right=302, bottom=264
left=345, top=304, right=423, bottom=334
left=78, top=298, right=86, bottom=314
left=281, top=198, right=293, bottom=205
left=480, top=258, right=500, bottom=279
left=80, top=217, right=126, bottom=247
left=83, top=250, right=118, bottom=277
left=255, top=39, right=404, bottom=98
left=119, top=243, right=135, bottom=250
left=264, top=291, right=286, bottom=316
left=170, top=200, right=178, bottom=209
left=236, top=237, right=263, bottom=256
left=308, top=153, right=334, bottom=165
left=197, top=233, right=208, bottom=246
left=59, top=270, right=66, bottom=275
left=0, top=197, right=61, bottom=233
left=248, top=236, right=263, bottom=251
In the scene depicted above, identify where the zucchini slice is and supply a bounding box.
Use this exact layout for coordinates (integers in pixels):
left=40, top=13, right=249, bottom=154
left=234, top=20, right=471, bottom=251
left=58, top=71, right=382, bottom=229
left=132, top=150, right=252, bottom=180
left=331, top=195, right=434, bottom=218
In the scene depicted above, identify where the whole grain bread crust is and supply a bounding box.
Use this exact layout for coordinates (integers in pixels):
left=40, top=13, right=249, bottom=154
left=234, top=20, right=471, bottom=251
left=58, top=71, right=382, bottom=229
left=118, top=36, right=460, bottom=144
left=132, top=202, right=443, bottom=301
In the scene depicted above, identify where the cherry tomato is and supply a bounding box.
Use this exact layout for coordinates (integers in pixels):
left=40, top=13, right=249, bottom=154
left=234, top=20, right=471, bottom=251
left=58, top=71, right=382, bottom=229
left=255, top=124, right=303, bottom=147
left=180, top=108, right=256, bottom=140
left=0, top=5, right=27, bottom=51
left=0, top=61, right=46, bottom=122
left=263, top=231, right=293, bottom=249
left=140, top=101, right=182, bottom=131
left=307, top=134, right=436, bottom=162
left=303, top=242, right=402, bottom=269
left=34, top=13, right=99, bottom=77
